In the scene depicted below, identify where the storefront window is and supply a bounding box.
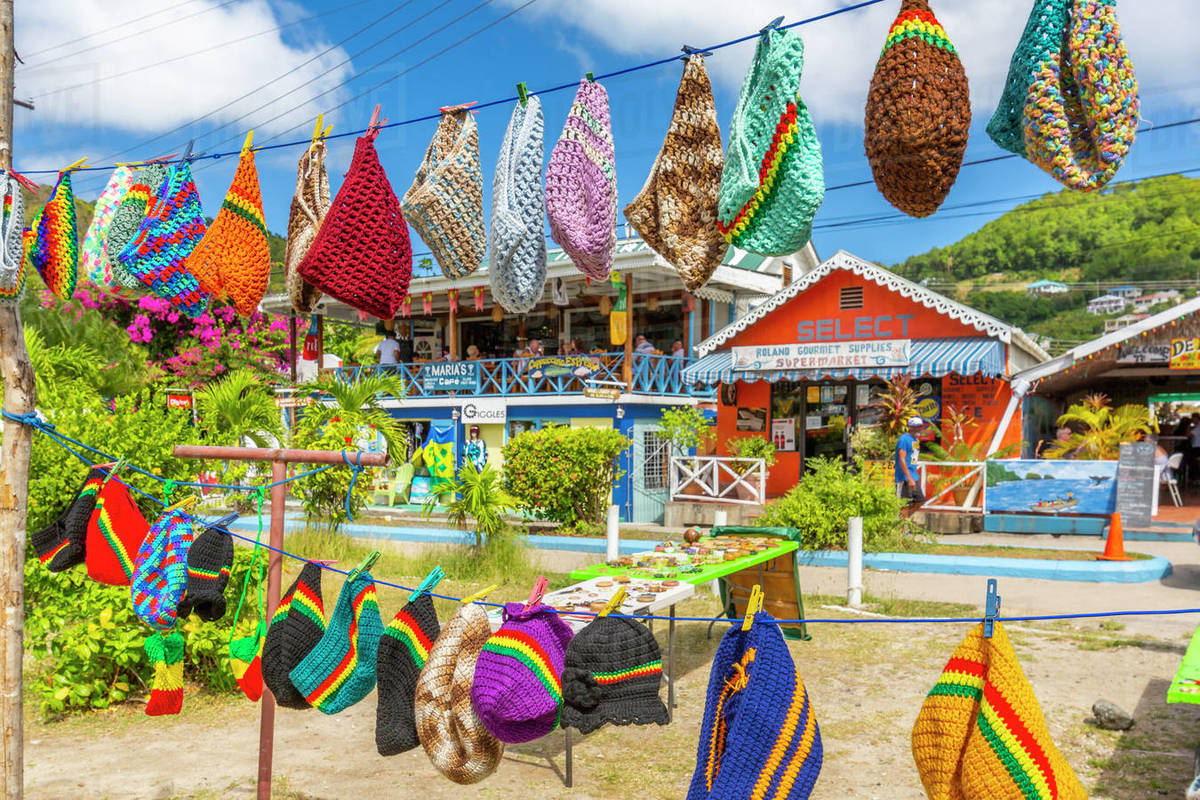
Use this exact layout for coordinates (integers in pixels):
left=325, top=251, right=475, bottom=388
left=805, top=383, right=850, bottom=462
left=770, top=381, right=803, bottom=452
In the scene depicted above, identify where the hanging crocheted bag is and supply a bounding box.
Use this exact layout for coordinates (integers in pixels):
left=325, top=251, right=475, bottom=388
left=80, top=166, right=134, bottom=287
left=117, top=161, right=210, bottom=318
left=546, top=79, right=618, bottom=281
left=296, top=129, right=412, bottom=320
left=625, top=54, right=726, bottom=291
left=187, top=147, right=271, bottom=316
left=718, top=27, right=824, bottom=256
left=864, top=0, right=970, bottom=217
left=29, top=169, right=79, bottom=300
left=130, top=508, right=195, bottom=631
left=403, top=106, right=486, bottom=280
left=0, top=171, right=25, bottom=304
left=987, top=0, right=1072, bottom=156
left=285, top=141, right=331, bottom=314
left=489, top=97, right=547, bottom=314
left=107, top=164, right=168, bottom=292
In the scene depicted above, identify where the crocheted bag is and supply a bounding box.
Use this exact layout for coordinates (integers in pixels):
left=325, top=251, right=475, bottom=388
left=624, top=54, right=726, bottom=291
left=130, top=508, right=195, bottom=631
left=718, top=27, right=824, bottom=256
left=31, top=467, right=106, bottom=573
left=28, top=169, right=79, bottom=300
left=561, top=615, right=669, bottom=735
left=489, top=97, right=547, bottom=314
left=987, top=0, right=1072, bottom=156
left=107, top=164, right=168, bottom=291
left=284, top=141, right=331, bottom=314
left=0, top=172, right=25, bottom=304
left=80, top=166, right=134, bottom=287
left=376, top=592, right=441, bottom=756
left=687, top=612, right=822, bottom=800
left=262, top=562, right=327, bottom=710
left=864, top=0, right=970, bottom=217
left=186, top=147, right=271, bottom=316
left=296, top=129, right=412, bottom=319
left=144, top=630, right=185, bottom=716
left=415, top=603, right=505, bottom=785
left=546, top=79, right=618, bottom=280
left=912, top=621, right=1086, bottom=800
left=470, top=602, right=575, bottom=744
left=403, top=106, right=486, bottom=280
left=117, top=162, right=210, bottom=317
left=176, top=520, right=234, bottom=622
left=84, top=474, right=149, bottom=586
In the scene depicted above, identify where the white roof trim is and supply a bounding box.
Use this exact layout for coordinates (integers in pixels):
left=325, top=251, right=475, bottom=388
left=695, top=250, right=1050, bottom=361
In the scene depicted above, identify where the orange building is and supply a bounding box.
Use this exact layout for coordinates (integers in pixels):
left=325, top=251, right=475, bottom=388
left=683, top=251, right=1049, bottom=497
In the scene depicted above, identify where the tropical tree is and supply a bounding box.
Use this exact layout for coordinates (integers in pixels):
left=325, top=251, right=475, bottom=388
left=1043, top=393, right=1151, bottom=460
left=426, top=462, right=515, bottom=548
left=194, top=368, right=284, bottom=448
left=299, top=372, right=408, bottom=459
left=870, top=374, right=921, bottom=436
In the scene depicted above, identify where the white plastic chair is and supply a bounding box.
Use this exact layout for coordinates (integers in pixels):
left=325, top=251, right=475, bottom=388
left=1163, top=452, right=1184, bottom=507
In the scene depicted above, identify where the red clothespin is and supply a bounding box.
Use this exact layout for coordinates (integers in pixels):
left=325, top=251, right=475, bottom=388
left=366, top=104, right=388, bottom=139
left=523, top=575, right=548, bottom=612
left=8, top=171, right=39, bottom=192
left=307, top=558, right=339, bottom=566
left=438, top=101, right=479, bottom=115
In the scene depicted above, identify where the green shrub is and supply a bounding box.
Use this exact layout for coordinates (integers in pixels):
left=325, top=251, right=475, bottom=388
left=727, top=435, right=777, bottom=469
left=502, top=424, right=629, bottom=526
left=290, top=417, right=379, bottom=528
left=756, top=456, right=913, bottom=552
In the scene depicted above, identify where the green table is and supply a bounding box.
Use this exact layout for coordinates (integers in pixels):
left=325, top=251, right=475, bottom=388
left=1168, top=624, right=1200, bottom=704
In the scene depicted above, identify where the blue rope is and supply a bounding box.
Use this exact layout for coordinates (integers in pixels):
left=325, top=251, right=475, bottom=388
left=341, top=449, right=365, bottom=522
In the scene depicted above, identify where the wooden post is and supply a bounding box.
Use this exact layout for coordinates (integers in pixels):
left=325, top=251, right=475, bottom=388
left=623, top=273, right=634, bottom=391
left=289, top=311, right=298, bottom=384
left=448, top=304, right=458, bottom=361
left=315, top=314, right=325, bottom=373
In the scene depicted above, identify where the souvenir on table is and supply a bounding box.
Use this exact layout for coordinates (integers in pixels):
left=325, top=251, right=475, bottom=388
left=262, top=562, right=327, bottom=710
left=31, top=467, right=107, bottom=573
left=376, top=587, right=441, bottom=756
left=84, top=470, right=150, bottom=586
left=285, top=127, right=332, bottom=314
left=80, top=166, right=134, bottom=286
left=0, top=171, right=25, bottom=305
left=107, top=163, right=169, bottom=291
left=28, top=167, right=79, bottom=300
left=489, top=95, right=547, bottom=313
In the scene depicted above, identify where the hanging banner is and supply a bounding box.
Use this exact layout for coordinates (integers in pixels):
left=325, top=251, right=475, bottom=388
left=422, top=360, right=479, bottom=392
left=301, top=316, right=320, bottom=361
left=1170, top=338, right=1200, bottom=369
left=609, top=272, right=627, bottom=346
left=526, top=355, right=598, bottom=379
left=732, top=340, right=910, bottom=371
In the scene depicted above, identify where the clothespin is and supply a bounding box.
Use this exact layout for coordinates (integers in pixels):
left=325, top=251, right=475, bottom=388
left=983, top=578, right=1000, bottom=638
left=164, top=495, right=199, bottom=513
left=742, top=585, right=764, bottom=631
left=366, top=104, right=388, bottom=135
left=311, top=114, right=325, bottom=147
left=114, top=152, right=177, bottom=168
left=205, top=512, right=239, bottom=530
left=585, top=72, right=595, bottom=82
left=597, top=586, right=627, bottom=618
left=437, top=101, right=478, bottom=115
left=62, top=157, right=89, bottom=173
left=522, top=575, right=549, bottom=612
left=347, top=549, right=382, bottom=583
left=241, top=130, right=254, bottom=154
left=461, top=584, right=499, bottom=605
left=307, top=558, right=339, bottom=566
left=98, top=458, right=128, bottom=488
left=760, top=15, right=784, bottom=35
left=182, top=140, right=197, bottom=162
left=8, top=171, right=39, bottom=192
left=680, top=44, right=714, bottom=60
left=408, top=566, right=445, bottom=602
left=516, top=82, right=528, bottom=107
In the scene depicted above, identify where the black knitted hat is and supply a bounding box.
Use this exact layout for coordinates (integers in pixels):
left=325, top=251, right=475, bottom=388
left=561, top=615, right=669, bottom=735
left=177, top=518, right=235, bottom=622
left=31, top=467, right=106, bottom=572
left=262, top=562, right=326, bottom=709
left=376, top=591, right=441, bottom=755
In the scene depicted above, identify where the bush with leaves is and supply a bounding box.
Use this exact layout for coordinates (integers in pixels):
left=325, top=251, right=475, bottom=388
left=655, top=406, right=713, bottom=456
left=502, top=424, right=629, bottom=526
left=427, top=462, right=515, bottom=548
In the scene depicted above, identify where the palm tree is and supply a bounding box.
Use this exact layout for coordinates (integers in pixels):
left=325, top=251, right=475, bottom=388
left=1044, top=393, right=1151, bottom=460
left=426, top=462, right=515, bottom=548
left=194, top=368, right=284, bottom=447
left=300, top=372, right=408, bottom=460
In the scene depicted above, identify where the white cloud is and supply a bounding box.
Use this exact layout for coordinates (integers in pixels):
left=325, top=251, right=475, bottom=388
left=14, top=0, right=354, bottom=136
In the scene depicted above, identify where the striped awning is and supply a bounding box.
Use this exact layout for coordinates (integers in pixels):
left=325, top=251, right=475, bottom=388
left=683, top=337, right=1006, bottom=386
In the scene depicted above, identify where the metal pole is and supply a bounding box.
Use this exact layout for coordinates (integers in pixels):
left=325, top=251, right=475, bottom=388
left=847, top=516, right=863, bottom=608
left=257, top=460, right=287, bottom=800
left=605, top=504, right=619, bottom=562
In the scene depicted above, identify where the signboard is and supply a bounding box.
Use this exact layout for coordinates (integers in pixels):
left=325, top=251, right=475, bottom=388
left=985, top=459, right=1117, bottom=515
left=166, top=393, right=192, bottom=410
left=583, top=386, right=621, bottom=400
left=461, top=399, right=507, bottom=425
left=1114, top=441, right=1156, bottom=528
left=423, top=360, right=478, bottom=392
left=732, top=340, right=910, bottom=372
left=771, top=418, right=796, bottom=451
left=1170, top=338, right=1200, bottom=369
left=1118, top=343, right=1169, bottom=364
left=527, top=355, right=598, bottom=379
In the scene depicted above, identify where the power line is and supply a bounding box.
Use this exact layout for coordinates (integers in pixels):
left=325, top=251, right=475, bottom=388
left=20, top=0, right=204, bottom=61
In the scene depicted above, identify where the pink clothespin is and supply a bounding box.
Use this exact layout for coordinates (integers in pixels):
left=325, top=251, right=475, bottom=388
left=523, top=575, right=549, bottom=612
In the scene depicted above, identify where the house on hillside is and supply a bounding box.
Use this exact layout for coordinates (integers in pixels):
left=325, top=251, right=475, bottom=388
left=1133, top=290, right=1182, bottom=313
left=1026, top=279, right=1069, bottom=296
left=1110, top=285, right=1142, bottom=299
left=1087, top=294, right=1127, bottom=315
left=1104, top=313, right=1147, bottom=333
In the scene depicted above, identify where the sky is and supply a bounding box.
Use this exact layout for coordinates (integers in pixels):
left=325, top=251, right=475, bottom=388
left=13, top=0, right=1200, bottom=269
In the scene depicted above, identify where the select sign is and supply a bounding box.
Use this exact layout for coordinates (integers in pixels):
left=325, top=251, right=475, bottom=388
left=460, top=399, right=507, bottom=424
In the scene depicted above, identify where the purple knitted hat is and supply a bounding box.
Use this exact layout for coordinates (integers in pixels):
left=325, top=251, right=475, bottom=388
left=545, top=79, right=617, bottom=281
left=470, top=602, right=574, bottom=743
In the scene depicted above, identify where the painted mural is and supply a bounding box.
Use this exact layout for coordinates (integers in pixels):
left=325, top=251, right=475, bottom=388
left=985, top=459, right=1118, bottom=515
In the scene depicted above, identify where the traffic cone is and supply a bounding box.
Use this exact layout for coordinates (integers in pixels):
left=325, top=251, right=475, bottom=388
left=1098, top=512, right=1133, bottom=561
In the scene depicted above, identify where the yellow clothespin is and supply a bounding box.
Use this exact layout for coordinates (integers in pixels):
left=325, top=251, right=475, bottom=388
left=461, top=584, right=499, bottom=605
left=62, top=157, right=89, bottom=173
left=164, top=495, right=199, bottom=513
left=241, top=130, right=254, bottom=155
left=742, top=585, right=763, bottom=631
left=311, top=114, right=324, bottom=146
left=597, top=586, right=627, bottom=617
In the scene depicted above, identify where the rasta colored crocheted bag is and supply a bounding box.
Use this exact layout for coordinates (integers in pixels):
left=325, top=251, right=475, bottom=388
left=297, top=129, right=412, bottom=320
left=912, top=621, right=1086, bottom=799
left=118, top=162, right=210, bottom=318
left=108, top=164, right=168, bottom=291
left=31, top=467, right=106, bottom=573
left=403, top=105, right=486, bottom=280
left=285, top=141, right=331, bottom=314
left=84, top=474, right=149, bottom=586
left=80, top=166, right=134, bottom=287
left=561, top=614, right=668, bottom=735
left=687, top=612, right=822, bottom=800
left=376, top=591, right=441, bottom=756
left=186, top=146, right=271, bottom=316
left=546, top=79, right=618, bottom=281
left=263, top=562, right=326, bottom=710
left=0, top=171, right=25, bottom=304
left=718, top=27, right=824, bottom=257
left=865, top=0, right=970, bottom=217
left=625, top=54, right=726, bottom=292
left=28, top=169, right=79, bottom=300
left=489, top=97, right=547, bottom=314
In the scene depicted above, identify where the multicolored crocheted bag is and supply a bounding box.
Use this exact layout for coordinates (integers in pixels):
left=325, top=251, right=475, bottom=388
left=0, top=171, right=25, bottom=304
left=546, top=79, right=618, bottom=281
left=285, top=141, right=331, bottom=314
left=296, top=128, right=412, bottom=320
left=489, top=97, right=547, bottom=314
left=718, top=27, right=824, bottom=256
left=84, top=474, right=149, bottom=586
left=107, top=164, right=168, bottom=291
left=80, top=166, right=134, bottom=287
left=28, top=169, right=79, bottom=300
left=130, top=508, right=194, bottom=631
left=864, top=0, right=970, bottom=217
left=403, top=105, right=486, bottom=280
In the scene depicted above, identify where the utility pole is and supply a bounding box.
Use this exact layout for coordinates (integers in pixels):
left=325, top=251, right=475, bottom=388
left=0, top=3, right=33, bottom=798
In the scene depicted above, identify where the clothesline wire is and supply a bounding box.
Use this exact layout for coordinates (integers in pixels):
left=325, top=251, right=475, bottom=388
left=10, top=411, right=1200, bottom=628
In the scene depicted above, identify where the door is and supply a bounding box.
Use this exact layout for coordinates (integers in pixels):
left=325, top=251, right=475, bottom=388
left=629, top=423, right=669, bottom=524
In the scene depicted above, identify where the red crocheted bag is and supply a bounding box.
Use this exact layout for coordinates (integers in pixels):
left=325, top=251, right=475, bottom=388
left=296, top=129, right=412, bottom=319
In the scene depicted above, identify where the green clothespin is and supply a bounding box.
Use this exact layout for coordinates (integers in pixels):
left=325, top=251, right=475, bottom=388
left=347, top=550, right=382, bottom=583
left=585, top=72, right=595, bottom=82
left=408, top=566, right=445, bottom=602
left=516, top=82, right=528, bottom=107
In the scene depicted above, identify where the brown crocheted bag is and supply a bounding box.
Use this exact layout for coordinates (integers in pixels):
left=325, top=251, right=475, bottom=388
left=864, top=0, right=970, bottom=217
left=285, top=140, right=331, bottom=314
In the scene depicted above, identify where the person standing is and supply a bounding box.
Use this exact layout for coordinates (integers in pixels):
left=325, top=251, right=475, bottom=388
left=374, top=331, right=401, bottom=368
left=464, top=425, right=488, bottom=473
left=895, top=417, right=926, bottom=511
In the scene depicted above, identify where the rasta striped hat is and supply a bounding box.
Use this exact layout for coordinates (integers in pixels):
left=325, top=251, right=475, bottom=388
left=561, top=614, right=668, bottom=735
left=31, top=467, right=107, bottom=573
left=177, top=518, right=234, bottom=622
left=470, top=602, right=574, bottom=743
left=912, top=621, right=1086, bottom=800
left=376, top=591, right=441, bottom=756
left=84, top=473, right=150, bottom=586
left=262, top=562, right=327, bottom=710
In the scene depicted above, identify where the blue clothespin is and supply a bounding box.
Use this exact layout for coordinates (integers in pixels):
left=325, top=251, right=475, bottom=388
left=206, top=512, right=239, bottom=531
left=983, top=578, right=1000, bottom=638
left=760, top=15, right=784, bottom=35
left=408, top=566, right=445, bottom=602
left=347, top=550, right=381, bottom=583
left=680, top=44, right=714, bottom=60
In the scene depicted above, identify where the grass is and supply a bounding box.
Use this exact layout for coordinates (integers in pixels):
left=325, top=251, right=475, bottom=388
left=809, top=591, right=977, bottom=619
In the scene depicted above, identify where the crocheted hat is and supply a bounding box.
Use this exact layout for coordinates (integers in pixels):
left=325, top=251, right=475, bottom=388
left=117, top=162, right=210, bottom=317
left=718, top=27, right=824, bottom=256
left=415, top=603, right=505, bottom=785
left=471, top=602, right=574, bottom=743
left=864, top=0, right=970, bottom=217
left=297, top=129, right=412, bottom=319
left=987, top=0, right=1071, bottom=156
left=0, top=172, right=25, bottom=304
left=624, top=54, right=726, bottom=292
left=546, top=79, right=618, bottom=281
left=489, top=97, right=547, bottom=314
left=263, top=562, right=327, bottom=710
left=107, top=164, right=168, bottom=291
left=284, top=141, right=331, bottom=314
left=561, top=615, right=668, bottom=735
left=84, top=473, right=149, bottom=586
left=376, top=592, right=441, bottom=756
left=912, top=621, right=1086, bottom=800
left=187, top=147, right=271, bottom=316
left=144, top=630, right=185, bottom=716
left=289, top=571, right=384, bottom=714
left=31, top=467, right=106, bottom=572
left=403, top=106, right=486, bottom=280
left=29, top=169, right=79, bottom=300
left=130, top=508, right=194, bottom=631
left=80, top=166, right=134, bottom=287
left=687, top=612, right=822, bottom=800
left=176, top=520, right=234, bottom=622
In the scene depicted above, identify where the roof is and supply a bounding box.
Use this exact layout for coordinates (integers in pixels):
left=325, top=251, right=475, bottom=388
left=1088, top=294, right=1124, bottom=302
left=694, top=250, right=1050, bottom=362
left=1111, top=285, right=1137, bottom=291
left=1027, top=279, right=1067, bottom=288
